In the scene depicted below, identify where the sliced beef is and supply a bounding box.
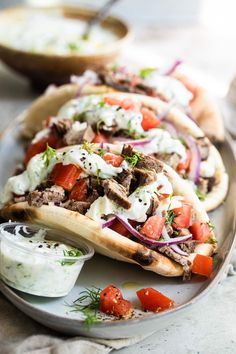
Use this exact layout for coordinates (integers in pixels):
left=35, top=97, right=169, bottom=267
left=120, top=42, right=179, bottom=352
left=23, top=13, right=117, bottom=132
left=179, top=241, right=196, bottom=254
left=116, top=169, right=133, bottom=192
left=154, top=152, right=180, bottom=170
left=136, top=155, right=163, bottom=173
left=196, top=137, right=210, bottom=161
left=121, top=144, right=134, bottom=157
left=51, top=119, right=73, bottom=137
left=63, top=127, right=85, bottom=146
left=133, top=167, right=157, bottom=186
left=63, top=200, right=91, bottom=214
left=89, top=177, right=104, bottom=197
left=27, top=185, right=65, bottom=207
left=146, top=196, right=159, bottom=216
left=158, top=246, right=191, bottom=280
left=198, top=176, right=216, bottom=194
left=102, top=179, right=131, bottom=209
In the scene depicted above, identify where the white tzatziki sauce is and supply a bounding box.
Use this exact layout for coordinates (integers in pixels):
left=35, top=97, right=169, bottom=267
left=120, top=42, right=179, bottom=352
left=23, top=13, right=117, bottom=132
left=1, top=146, right=128, bottom=203
left=86, top=173, right=173, bottom=223
left=143, top=72, right=193, bottom=107
left=0, top=227, right=87, bottom=297
left=0, top=12, right=118, bottom=55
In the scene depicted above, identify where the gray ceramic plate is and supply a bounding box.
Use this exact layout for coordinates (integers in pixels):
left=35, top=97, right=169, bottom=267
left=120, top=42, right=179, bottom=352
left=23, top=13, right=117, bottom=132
left=0, top=118, right=235, bottom=339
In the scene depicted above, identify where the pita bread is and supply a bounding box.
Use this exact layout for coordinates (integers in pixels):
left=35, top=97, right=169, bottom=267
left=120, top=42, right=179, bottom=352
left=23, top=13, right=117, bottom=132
left=172, top=71, right=225, bottom=143
left=0, top=159, right=215, bottom=277
left=19, top=89, right=228, bottom=211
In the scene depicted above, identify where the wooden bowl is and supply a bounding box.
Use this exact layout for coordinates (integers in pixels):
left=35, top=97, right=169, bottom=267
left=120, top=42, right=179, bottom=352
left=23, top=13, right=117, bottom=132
left=0, top=6, right=130, bottom=88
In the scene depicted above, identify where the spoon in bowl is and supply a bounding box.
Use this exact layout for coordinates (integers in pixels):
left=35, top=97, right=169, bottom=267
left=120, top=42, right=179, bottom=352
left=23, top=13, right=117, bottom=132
left=82, top=0, right=121, bottom=40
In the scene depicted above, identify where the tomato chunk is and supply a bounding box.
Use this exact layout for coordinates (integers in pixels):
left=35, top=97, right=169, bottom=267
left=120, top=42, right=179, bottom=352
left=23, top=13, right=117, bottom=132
left=92, top=133, right=109, bottom=144
left=69, top=179, right=88, bottom=201
left=173, top=203, right=192, bottom=229
left=141, top=107, right=160, bottom=130
left=110, top=219, right=136, bottom=237
left=103, top=153, right=123, bottom=167
left=176, top=150, right=191, bottom=171
left=100, top=285, right=132, bottom=318
left=190, top=222, right=212, bottom=243
left=24, top=139, right=48, bottom=164
left=140, top=215, right=166, bottom=240
left=50, top=163, right=81, bottom=190
left=137, top=288, right=175, bottom=312
left=103, top=96, right=122, bottom=106
left=192, top=254, right=212, bottom=277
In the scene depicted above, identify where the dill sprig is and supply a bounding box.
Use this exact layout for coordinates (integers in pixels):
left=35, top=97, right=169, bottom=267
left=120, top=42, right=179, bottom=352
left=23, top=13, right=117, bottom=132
left=81, top=141, right=95, bottom=154
left=122, top=151, right=143, bottom=167
left=70, top=287, right=101, bottom=329
left=41, top=143, right=56, bottom=167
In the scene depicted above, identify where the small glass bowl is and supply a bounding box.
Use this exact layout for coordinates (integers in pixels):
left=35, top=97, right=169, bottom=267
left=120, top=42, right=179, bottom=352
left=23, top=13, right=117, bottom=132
left=0, top=222, right=94, bottom=297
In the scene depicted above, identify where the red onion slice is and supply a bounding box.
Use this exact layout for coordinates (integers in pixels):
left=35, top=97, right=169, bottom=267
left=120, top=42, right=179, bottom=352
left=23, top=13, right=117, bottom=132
left=162, top=120, right=178, bottom=139
left=114, top=138, right=152, bottom=146
left=102, top=216, right=116, bottom=229
left=116, top=215, right=192, bottom=247
left=179, top=132, right=201, bottom=184
left=163, top=59, right=182, bottom=76
left=162, top=226, right=188, bottom=256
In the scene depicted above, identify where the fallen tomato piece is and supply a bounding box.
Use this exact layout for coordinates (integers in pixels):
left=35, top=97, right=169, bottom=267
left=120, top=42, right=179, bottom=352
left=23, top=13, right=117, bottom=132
left=99, top=285, right=132, bottom=318
left=136, top=287, right=175, bottom=312
left=192, top=254, right=212, bottom=277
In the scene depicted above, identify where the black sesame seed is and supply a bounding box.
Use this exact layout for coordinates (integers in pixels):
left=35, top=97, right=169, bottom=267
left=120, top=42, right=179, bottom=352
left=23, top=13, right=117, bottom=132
left=38, top=245, right=43, bottom=248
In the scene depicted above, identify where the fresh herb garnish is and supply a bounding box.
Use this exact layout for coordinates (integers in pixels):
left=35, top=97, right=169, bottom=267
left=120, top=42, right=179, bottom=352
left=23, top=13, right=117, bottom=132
left=41, top=144, right=56, bottom=167
left=70, top=287, right=101, bottom=329
left=108, top=63, right=119, bottom=71
left=81, top=141, right=94, bottom=154
left=122, top=151, right=143, bottom=167
left=195, top=188, right=206, bottom=201
left=179, top=137, right=186, bottom=146
left=138, top=67, right=156, bottom=79
left=67, top=42, right=80, bottom=52
left=165, top=210, right=175, bottom=225
left=97, top=148, right=106, bottom=157
left=97, top=101, right=105, bottom=108
left=61, top=248, right=83, bottom=266
left=207, top=221, right=215, bottom=230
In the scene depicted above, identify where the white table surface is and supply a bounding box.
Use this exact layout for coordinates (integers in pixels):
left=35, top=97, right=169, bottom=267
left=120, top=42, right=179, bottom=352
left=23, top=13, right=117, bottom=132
left=0, top=23, right=236, bottom=353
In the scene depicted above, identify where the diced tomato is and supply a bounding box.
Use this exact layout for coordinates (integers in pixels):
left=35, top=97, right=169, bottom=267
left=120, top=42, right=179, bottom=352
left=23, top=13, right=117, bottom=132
left=24, top=139, right=48, bottom=164
left=104, top=96, right=141, bottom=111
left=110, top=219, right=136, bottom=237
left=176, top=150, right=191, bottom=171
left=173, top=203, right=192, bottom=229
left=100, top=285, right=132, bottom=318
left=192, top=254, right=212, bottom=277
left=158, top=193, right=170, bottom=201
left=92, top=133, right=109, bottom=144
left=50, top=163, right=81, bottom=190
left=103, top=153, right=123, bottom=167
left=69, top=179, right=88, bottom=201
left=104, top=96, right=122, bottom=106
left=136, top=287, right=175, bottom=312
left=140, top=215, right=166, bottom=240
left=141, top=107, right=161, bottom=130
left=189, top=222, right=212, bottom=243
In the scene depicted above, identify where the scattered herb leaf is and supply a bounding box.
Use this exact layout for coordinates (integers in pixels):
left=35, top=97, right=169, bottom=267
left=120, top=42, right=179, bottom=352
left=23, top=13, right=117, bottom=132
left=41, top=144, right=56, bottom=167
left=165, top=210, right=175, bottom=225
left=81, top=141, right=94, bottom=154
left=138, top=67, right=156, bottom=79
left=61, top=248, right=83, bottom=266
left=122, top=151, right=143, bottom=167
left=97, top=101, right=105, bottom=108
left=67, top=42, right=80, bottom=52
left=207, top=221, right=215, bottom=230
left=195, top=188, right=206, bottom=201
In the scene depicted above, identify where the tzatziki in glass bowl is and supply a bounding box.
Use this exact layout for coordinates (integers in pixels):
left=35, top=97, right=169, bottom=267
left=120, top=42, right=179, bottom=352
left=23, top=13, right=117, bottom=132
left=0, top=222, right=94, bottom=297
